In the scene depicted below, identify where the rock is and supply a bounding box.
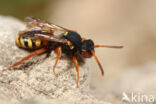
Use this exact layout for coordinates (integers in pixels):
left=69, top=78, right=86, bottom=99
left=0, top=16, right=110, bottom=104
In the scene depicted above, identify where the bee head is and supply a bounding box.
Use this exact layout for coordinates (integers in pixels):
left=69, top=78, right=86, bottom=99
left=81, top=39, right=104, bottom=76
left=81, top=39, right=94, bottom=58
left=81, top=38, right=123, bottom=76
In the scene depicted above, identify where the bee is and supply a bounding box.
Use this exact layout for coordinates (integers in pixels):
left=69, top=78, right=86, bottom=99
left=4, top=16, right=123, bottom=88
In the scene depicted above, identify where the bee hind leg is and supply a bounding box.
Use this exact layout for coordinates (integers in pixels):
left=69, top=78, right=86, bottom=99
left=3, top=48, right=46, bottom=71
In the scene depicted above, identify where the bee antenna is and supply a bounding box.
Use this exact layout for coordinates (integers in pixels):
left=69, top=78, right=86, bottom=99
left=94, top=45, right=123, bottom=49
left=91, top=50, right=104, bottom=76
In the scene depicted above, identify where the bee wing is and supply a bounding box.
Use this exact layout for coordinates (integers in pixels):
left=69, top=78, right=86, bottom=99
left=23, top=16, right=77, bottom=44
left=31, top=34, right=67, bottom=44
left=25, top=16, right=64, bottom=33
left=20, top=30, right=67, bottom=44
left=24, top=16, right=76, bottom=33
left=24, top=16, right=40, bottom=28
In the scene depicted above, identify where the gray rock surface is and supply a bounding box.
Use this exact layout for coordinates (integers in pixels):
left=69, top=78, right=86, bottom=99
left=0, top=16, right=110, bottom=104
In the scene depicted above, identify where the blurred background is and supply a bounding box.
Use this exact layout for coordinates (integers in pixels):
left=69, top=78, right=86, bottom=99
left=0, top=0, right=156, bottom=103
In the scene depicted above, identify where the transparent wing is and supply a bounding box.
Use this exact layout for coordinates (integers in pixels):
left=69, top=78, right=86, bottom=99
left=22, top=16, right=78, bottom=44
left=24, top=16, right=75, bottom=35
left=19, top=30, right=67, bottom=44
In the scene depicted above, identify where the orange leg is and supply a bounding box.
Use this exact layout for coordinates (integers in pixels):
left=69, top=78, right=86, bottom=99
left=72, top=56, right=79, bottom=88
left=4, top=48, right=46, bottom=71
left=91, top=50, right=104, bottom=76
left=52, top=47, right=62, bottom=75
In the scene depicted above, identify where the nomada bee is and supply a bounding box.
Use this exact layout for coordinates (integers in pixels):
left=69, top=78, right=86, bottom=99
left=4, top=16, right=123, bottom=87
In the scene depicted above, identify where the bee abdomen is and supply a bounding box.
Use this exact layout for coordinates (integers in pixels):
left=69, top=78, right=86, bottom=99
left=15, top=36, right=45, bottom=49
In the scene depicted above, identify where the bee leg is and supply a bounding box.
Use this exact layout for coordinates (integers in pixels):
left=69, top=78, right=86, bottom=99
left=72, top=56, right=79, bottom=88
left=53, top=47, right=62, bottom=76
left=4, top=48, right=46, bottom=71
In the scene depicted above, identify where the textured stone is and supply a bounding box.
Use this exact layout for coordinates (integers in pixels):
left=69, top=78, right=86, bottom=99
left=0, top=16, right=110, bottom=104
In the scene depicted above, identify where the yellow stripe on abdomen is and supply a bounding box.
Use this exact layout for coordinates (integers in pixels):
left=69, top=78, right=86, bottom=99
left=15, top=37, right=20, bottom=47
left=35, top=40, right=41, bottom=47
left=28, top=38, right=33, bottom=48
left=16, top=36, right=44, bottom=49
left=20, top=37, right=26, bottom=48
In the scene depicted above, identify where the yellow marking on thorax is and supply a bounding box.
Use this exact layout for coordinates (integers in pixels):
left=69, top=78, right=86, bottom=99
left=67, top=41, right=74, bottom=50
left=35, top=40, right=41, bottom=47
left=20, top=37, right=26, bottom=48
left=70, top=46, right=74, bottom=50
left=64, top=32, right=68, bottom=36
left=67, top=41, right=71, bottom=46
left=15, top=38, right=20, bottom=47
left=28, top=38, right=33, bottom=48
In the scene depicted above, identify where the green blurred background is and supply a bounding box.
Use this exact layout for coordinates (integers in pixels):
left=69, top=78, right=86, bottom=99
left=0, top=0, right=52, bottom=19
